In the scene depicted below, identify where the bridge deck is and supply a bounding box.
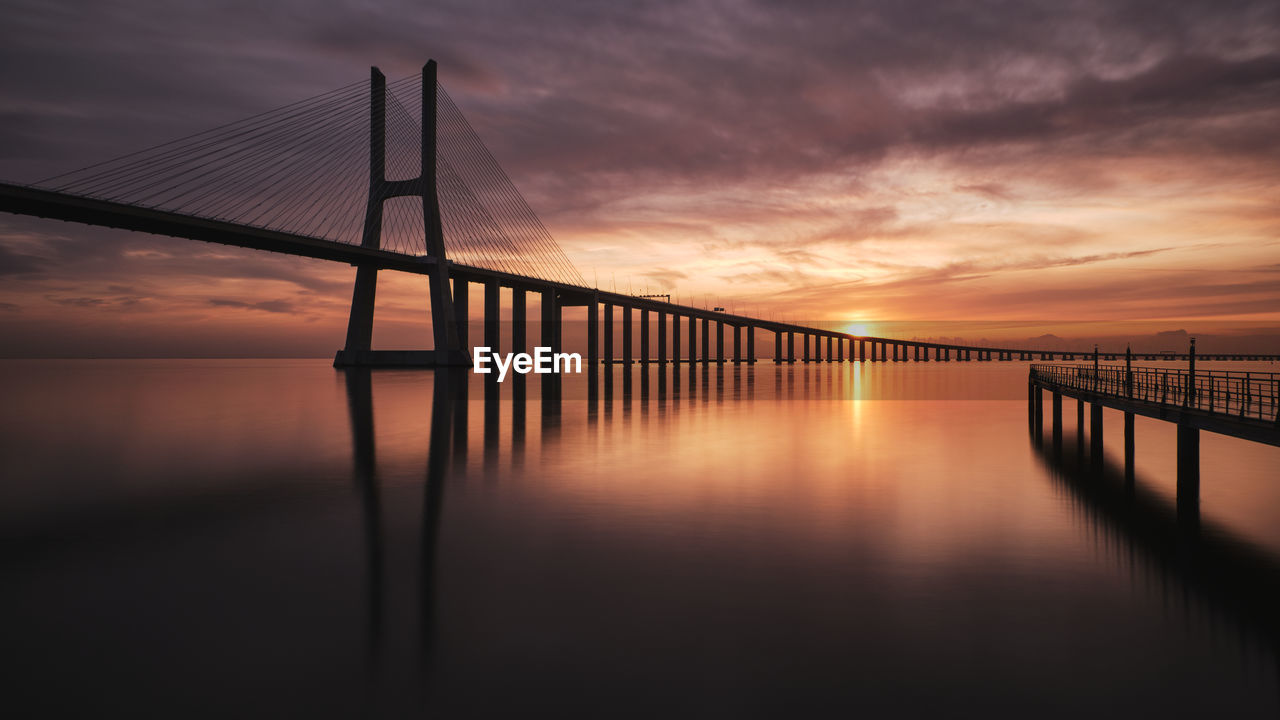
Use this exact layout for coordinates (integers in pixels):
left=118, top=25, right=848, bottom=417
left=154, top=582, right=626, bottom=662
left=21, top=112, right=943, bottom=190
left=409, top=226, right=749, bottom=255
left=1030, top=364, right=1280, bottom=447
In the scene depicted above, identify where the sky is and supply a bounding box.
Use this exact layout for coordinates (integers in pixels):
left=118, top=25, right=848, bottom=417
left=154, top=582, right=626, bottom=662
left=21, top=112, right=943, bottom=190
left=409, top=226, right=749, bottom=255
left=1, top=0, right=1278, bottom=356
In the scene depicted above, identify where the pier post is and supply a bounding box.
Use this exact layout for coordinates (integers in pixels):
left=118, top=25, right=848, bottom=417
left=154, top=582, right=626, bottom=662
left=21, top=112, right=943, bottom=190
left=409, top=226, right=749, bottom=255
left=788, top=332, right=796, bottom=363
left=1124, top=412, right=1135, bottom=484
left=484, top=280, right=499, bottom=355
left=717, top=322, right=725, bottom=363
left=657, top=312, right=667, bottom=364
left=688, top=314, right=696, bottom=362
left=672, top=314, right=681, bottom=363
left=540, top=289, right=558, bottom=352
left=453, top=277, right=469, bottom=353
left=587, top=298, right=599, bottom=367
left=1052, top=391, right=1063, bottom=451
left=734, top=325, right=742, bottom=364
left=859, top=340, right=866, bottom=362
left=1033, top=385, right=1043, bottom=437
left=512, top=288, right=526, bottom=355
left=640, top=308, right=650, bottom=364
left=623, top=305, right=632, bottom=364
left=1090, top=402, right=1103, bottom=469
left=603, top=303, right=613, bottom=364
left=747, top=326, right=756, bottom=363
left=702, top=318, right=710, bottom=364
left=775, top=331, right=782, bottom=364
left=1177, top=424, right=1200, bottom=527
left=803, top=334, right=811, bottom=363
left=1076, top=398, right=1085, bottom=455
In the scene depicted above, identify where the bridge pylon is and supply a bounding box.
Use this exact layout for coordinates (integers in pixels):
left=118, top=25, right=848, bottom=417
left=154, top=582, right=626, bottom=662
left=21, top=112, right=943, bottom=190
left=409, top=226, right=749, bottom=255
left=334, top=60, right=469, bottom=367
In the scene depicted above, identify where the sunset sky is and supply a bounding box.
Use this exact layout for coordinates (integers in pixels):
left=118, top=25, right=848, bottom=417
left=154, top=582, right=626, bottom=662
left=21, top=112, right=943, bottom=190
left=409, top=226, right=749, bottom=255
left=1, top=0, right=1278, bottom=356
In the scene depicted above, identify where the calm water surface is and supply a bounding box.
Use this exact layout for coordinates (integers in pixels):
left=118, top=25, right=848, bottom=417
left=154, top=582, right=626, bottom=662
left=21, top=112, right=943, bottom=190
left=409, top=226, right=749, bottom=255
left=3, top=359, right=1279, bottom=718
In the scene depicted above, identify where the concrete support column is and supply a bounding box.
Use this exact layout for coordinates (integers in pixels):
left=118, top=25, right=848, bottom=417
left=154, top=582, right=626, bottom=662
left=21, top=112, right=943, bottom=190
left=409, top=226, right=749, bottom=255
left=1124, top=412, right=1135, bottom=483
left=602, top=303, right=613, bottom=363
left=640, top=308, right=650, bottom=364
left=672, top=314, right=681, bottom=364
left=587, top=298, right=599, bottom=367
left=733, top=325, right=742, bottom=364
left=716, top=322, right=725, bottom=363
left=747, top=326, right=756, bottom=363
left=893, top=344, right=900, bottom=362
left=1077, top=398, right=1085, bottom=455
left=1177, top=424, right=1200, bottom=527
left=701, top=318, right=710, bottom=364
left=512, top=289, right=527, bottom=356
left=1090, top=402, right=1103, bottom=468
left=657, top=312, right=667, bottom=364
left=688, top=317, right=699, bottom=363
left=775, top=332, right=782, bottom=364
left=622, top=305, right=632, bottom=364
left=483, top=280, right=499, bottom=355
left=859, top=340, right=866, bottom=362
left=803, top=334, right=811, bottom=363
left=788, top=332, right=796, bottom=363
left=540, top=289, right=558, bottom=353
left=453, top=277, right=469, bottom=352
left=1052, top=392, right=1062, bottom=451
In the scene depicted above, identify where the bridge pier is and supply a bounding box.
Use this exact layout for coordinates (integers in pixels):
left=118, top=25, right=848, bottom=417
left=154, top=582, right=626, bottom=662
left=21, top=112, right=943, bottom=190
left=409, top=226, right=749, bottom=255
left=540, top=289, right=559, bottom=354
left=1090, top=402, right=1103, bottom=470
left=513, top=289, right=527, bottom=356
left=717, top=322, right=725, bottom=363
left=788, top=332, right=796, bottom=363
left=658, top=312, right=667, bottom=364
left=688, top=314, right=697, bottom=363
left=453, top=277, right=469, bottom=352
left=1077, top=398, right=1085, bottom=456
left=672, top=314, right=681, bottom=363
left=734, top=325, right=742, bottom=364
left=748, top=326, right=755, bottom=363
left=603, top=303, right=613, bottom=363
left=484, top=280, right=499, bottom=355
left=775, top=331, right=782, bottom=364
left=803, top=334, right=811, bottom=363
left=702, top=318, right=711, bottom=364
left=623, top=305, right=633, bottom=364
left=640, top=308, right=650, bottom=364
left=1177, top=424, right=1200, bottom=527
left=1052, top=391, right=1063, bottom=451
left=1124, top=411, right=1135, bottom=484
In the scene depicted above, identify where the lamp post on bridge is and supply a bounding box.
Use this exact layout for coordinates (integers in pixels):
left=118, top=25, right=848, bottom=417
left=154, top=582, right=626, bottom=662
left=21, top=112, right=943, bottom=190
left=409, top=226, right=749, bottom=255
left=1125, top=344, right=1132, bottom=398
left=1187, top=337, right=1196, bottom=407
left=1093, top=344, right=1099, bottom=393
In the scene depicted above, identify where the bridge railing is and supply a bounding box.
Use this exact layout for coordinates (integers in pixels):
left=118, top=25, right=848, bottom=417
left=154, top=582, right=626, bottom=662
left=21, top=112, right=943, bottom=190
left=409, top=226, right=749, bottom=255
left=1030, top=364, right=1280, bottom=424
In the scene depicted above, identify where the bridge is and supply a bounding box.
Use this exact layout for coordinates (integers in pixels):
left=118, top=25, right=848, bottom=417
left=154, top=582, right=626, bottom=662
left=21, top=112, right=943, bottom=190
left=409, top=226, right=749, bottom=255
left=1029, top=356, right=1279, bottom=525
left=2, top=60, right=1278, bottom=367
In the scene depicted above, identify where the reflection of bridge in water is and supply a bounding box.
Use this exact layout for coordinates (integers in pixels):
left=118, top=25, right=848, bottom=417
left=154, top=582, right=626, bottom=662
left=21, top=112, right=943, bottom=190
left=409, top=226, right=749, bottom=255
left=1030, top=429, right=1280, bottom=680
left=350, top=363, right=1280, bottom=683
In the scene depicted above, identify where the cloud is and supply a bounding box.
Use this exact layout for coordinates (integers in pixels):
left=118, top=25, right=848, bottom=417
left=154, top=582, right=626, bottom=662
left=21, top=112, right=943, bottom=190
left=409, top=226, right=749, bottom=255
left=208, top=298, right=298, bottom=314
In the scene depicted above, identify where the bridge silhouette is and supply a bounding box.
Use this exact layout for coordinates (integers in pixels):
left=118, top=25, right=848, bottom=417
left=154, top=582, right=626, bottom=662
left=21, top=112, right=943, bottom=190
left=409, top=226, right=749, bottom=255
left=2, top=61, right=1277, bottom=367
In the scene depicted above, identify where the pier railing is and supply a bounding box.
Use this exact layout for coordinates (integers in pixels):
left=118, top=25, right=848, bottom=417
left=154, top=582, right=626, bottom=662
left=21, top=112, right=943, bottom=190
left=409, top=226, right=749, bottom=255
left=1030, top=364, right=1280, bottom=424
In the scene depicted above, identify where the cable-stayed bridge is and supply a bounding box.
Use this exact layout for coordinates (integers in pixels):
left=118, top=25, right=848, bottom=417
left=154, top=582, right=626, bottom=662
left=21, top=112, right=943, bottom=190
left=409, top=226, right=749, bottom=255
left=1, top=61, right=1277, bottom=368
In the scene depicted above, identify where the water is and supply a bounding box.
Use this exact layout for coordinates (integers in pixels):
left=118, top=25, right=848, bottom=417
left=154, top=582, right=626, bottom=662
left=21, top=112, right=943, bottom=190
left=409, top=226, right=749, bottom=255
left=3, top=359, right=1279, bottom=718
